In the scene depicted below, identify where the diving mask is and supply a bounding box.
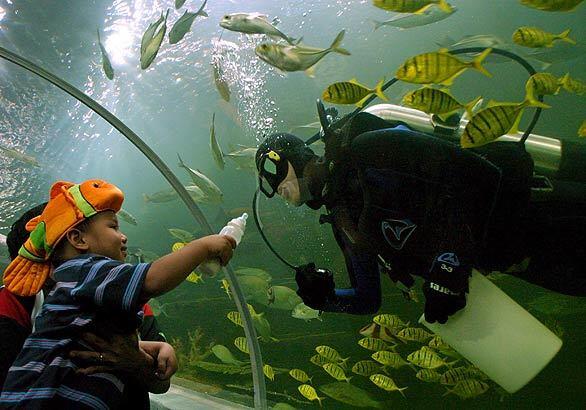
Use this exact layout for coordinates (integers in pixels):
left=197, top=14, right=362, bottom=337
left=257, top=150, right=289, bottom=198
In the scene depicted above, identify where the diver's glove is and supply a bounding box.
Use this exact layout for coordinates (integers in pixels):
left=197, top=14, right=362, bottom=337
left=295, top=263, right=335, bottom=310
left=423, top=252, right=470, bottom=324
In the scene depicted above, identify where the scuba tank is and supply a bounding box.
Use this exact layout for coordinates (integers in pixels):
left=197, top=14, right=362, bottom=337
left=363, top=103, right=586, bottom=204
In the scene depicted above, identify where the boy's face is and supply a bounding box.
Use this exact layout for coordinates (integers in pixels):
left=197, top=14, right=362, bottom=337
left=83, top=211, right=128, bottom=261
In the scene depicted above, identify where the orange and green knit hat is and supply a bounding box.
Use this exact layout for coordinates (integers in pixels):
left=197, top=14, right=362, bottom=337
left=2, top=179, right=124, bottom=296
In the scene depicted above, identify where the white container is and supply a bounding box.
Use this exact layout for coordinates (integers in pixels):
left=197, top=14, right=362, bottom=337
left=198, top=213, right=248, bottom=276
left=419, top=270, right=562, bottom=393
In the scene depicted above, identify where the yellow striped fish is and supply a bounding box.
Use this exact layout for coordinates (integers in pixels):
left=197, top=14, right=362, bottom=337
left=220, top=279, right=232, bottom=299
left=373, top=0, right=453, bottom=14
left=461, top=96, right=550, bottom=148
left=560, top=73, right=586, bottom=95
left=263, top=364, right=275, bottom=381
left=298, top=384, right=324, bottom=406
left=416, top=368, right=441, bottom=383
left=579, top=120, right=586, bottom=137
left=428, top=335, right=451, bottom=350
left=396, top=327, right=434, bottom=343
left=315, top=345, right=348, bottom=366
left=359, top=322, right=399, bottom=343
left=322, top=363, right=352, bottom=382
left=443, top=379, right=490, bottom=399
left=372, top=314, right=408, bottom=330
left=396, top=48, right=492, bottom=86
left=351, top=360, right=382, bottom=377
left=439, top=366, right=480, bottom=385
left=358, top=337, right=394, bottom=352
left=289, top=369, right=312, bottom=383
left=519, top=0, right=584, bottom=12
left=171, top=242, right=186, bottom=252
left=512, top=27, right=575, bottom=48
left=407, top=346, right=453, bottom=369
left=234, top=337, right=249, bottom=354
left=369, top=374, right=408, bottom=397
left=371, top=351, right=409, bottom=369
left=525, top=73, right=563, bottom=101
left=310, top=353, right=331, bottom=367
left=227, top=311, right=243, bottom=327
left=185, top=271, right=203, bottom=284
left=323, top=78, right=388, bottom=107
left=402, top=88, right=481, bottom=120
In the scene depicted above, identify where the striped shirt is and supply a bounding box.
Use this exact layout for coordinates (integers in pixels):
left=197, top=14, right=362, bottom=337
left=1, top=254, right=150, bottom=409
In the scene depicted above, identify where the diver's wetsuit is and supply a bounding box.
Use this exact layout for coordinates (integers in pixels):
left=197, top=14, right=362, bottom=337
left=313, top=113, right=586, bottom=314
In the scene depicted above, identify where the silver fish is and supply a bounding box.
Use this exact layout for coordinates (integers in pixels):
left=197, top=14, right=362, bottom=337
left=211, top=344, right=247, bottom=366
left=212, top=60, right=231, bottom=102
left=220, top=12, right=298, bottom=45
left=210, top=113, right=225, bottom=170
left=267, top=285, right=302, bottom=310
left=141, top=9, right=169, bottom=69
left=291, top=302, right=322, bottom=321
left=177, top=154, right=223, bottom=202
left=117, top=208, right=137, bottom=225
left=225, top=145, right=257, bottom=172
left=255, top=30, right=350, bottom=76
left=169, top=0, right=208, bottom=44
left=0, top=145, right=40, bottom=168
left=141, top=11, right=165, bottom=56
left=372, top=3, right=456, bottom=31
left=96, top=28, right=114, bottom=80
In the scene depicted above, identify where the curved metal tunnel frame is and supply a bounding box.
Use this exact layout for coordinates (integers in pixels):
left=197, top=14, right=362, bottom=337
left=0, top=46, right=268, bottom=409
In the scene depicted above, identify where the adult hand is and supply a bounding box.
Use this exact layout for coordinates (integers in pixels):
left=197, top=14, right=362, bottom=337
left=295, top=263, right=335, bottom=309
left=140, top=341, right=178, bottom=380
left=423, top=252, right=469, bottom=324
left=69, top=332, right=152, bottom=376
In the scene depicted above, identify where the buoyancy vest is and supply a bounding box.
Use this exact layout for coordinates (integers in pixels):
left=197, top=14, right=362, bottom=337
left=321, top=113, right=534, bottom=275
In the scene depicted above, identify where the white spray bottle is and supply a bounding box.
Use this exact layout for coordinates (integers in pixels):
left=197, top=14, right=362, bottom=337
left=197, top=213, right=248, bottom=277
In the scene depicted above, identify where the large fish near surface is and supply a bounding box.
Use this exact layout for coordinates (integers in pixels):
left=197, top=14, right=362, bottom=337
left=96, top=28, right=114, bottom=80
left=372, top=3, right=456, bottom=30
left=255, top=30, right=350, bottom=77
left=210, top=113, right=225, bottom=170
left=373, top=0, right=453, bottom=14
left=0, top=145, right=41, bottom=168
left=169, top=0, right=208, bottom=44
left=519, top=0, right=584, bottom=12
left=220, top=12, right=298, bottom=45
left=141, top=9, right=169, bottom=69
left=177, top=153, right=223, bottom=202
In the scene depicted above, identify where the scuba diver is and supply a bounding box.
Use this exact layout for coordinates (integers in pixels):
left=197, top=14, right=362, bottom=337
left=254, top=103, right=586, bottom=324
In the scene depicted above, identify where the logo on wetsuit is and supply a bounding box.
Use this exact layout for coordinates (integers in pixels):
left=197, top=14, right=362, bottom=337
left=381, top=219, right=417, bottom=250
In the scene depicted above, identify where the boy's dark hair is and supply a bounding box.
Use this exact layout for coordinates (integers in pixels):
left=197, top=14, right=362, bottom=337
left=6, top=202, right=48, bottom=260
left=51, top=218, right=93, bottom=268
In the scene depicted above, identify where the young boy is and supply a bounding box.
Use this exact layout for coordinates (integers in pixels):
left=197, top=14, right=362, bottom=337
left=0, top=179, right=235, bottom=409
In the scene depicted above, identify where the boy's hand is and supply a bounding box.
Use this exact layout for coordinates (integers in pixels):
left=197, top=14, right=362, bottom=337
left=201, top=234, right=236, bottom=265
